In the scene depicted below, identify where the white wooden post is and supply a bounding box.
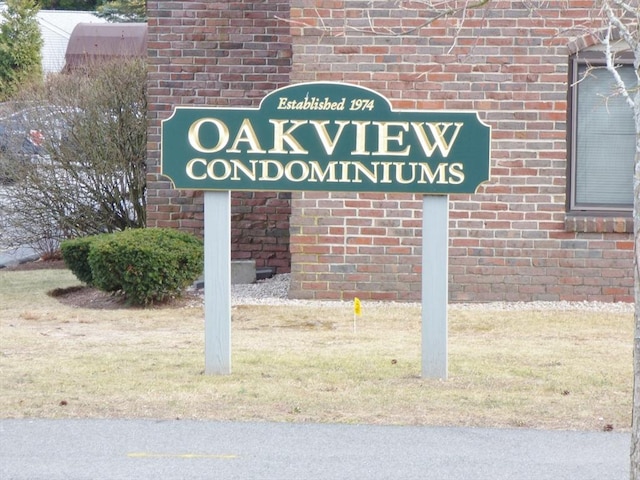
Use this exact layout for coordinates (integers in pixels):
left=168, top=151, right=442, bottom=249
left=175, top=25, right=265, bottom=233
left=421, top=195, right=449, bottom=379
left=204, top=191, right=231, bottom=375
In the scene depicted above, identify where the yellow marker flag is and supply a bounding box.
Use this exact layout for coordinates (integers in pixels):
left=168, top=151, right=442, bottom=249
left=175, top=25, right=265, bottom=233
left=354, top=297, right=362, bottom=316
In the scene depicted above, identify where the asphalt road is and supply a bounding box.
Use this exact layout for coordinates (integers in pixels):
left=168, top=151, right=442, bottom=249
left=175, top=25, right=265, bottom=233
left=0, top=419, right=630, bottom=479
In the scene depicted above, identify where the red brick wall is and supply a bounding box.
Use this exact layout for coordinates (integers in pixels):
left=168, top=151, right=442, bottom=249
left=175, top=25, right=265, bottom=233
left=231, top=191, right=291, bottom=273
left=286, top=0, right=634, bottom=302
left=290, top=191, right=423, bottom=301
left=146, top=1, right=292, bottom=273
left=146, top=1, right=635, bottom=302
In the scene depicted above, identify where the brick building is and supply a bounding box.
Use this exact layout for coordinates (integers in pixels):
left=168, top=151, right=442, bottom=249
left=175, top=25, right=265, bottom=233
left=147, top=1, right=635, bottom=303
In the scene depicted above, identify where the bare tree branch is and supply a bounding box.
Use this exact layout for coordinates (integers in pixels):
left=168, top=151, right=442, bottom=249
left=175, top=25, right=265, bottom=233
left=279, top=0, right=491, bottom=38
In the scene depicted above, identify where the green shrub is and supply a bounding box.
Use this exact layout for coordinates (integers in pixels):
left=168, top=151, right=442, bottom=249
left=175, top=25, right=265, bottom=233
left=62, top=228, right=203, bottom=306
left=87, top=234, right=125, bottom=294
left=87, top=228, right=204, bottom=305
left=60, top=235, right=100, bottom=285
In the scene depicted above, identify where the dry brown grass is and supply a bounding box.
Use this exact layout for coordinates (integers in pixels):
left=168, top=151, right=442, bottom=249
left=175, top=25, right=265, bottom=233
left=0, top=269, right=633, bottom=431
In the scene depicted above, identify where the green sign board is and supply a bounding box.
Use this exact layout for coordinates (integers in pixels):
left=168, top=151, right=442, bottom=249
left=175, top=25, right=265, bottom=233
left=161, top=82, right=491, bottom=194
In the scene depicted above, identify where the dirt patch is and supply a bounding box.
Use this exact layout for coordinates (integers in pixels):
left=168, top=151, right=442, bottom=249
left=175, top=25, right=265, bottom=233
left=48, top=285, right=131, bottom=309
left=5, top=259, right=202, bottom=310
left=4, top=259, right=126, bottom=309
left=47, top=284, right=203, bottom=310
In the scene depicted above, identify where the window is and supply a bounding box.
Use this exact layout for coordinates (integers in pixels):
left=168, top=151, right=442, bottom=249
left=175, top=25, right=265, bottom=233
left=568, top=53, right=635, bottom=214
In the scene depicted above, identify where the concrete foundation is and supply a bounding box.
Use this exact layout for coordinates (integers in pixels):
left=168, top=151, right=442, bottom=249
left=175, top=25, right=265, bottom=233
left=231, top=260, right=256, bottom=284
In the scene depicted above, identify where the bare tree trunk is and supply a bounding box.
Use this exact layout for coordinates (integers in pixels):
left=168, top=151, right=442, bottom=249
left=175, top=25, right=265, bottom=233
left=632, top=138, right=640, bottom=480
left=598, top=5, right=640, bottom=476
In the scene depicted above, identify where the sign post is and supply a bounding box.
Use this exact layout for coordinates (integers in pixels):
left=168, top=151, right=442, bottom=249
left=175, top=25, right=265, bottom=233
left=161, top=82, right=491, bottom=378
left=422, top=195, right=449, bottom=379
left=204, top=190, right=231, bottom=374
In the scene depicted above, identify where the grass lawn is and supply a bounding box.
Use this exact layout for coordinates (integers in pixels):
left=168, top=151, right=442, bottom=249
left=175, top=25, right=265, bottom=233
left=0, top=268, right=633, bottom=431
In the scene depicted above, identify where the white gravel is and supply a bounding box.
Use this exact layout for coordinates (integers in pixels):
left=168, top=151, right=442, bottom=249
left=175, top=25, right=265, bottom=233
left=228, top=273, right=635, bottom=313
left=231, top=273, right=291, bottom=305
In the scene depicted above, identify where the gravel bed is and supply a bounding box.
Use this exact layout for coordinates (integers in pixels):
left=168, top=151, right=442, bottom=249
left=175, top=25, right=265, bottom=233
left=231, top=273, right=291, bottom=305
left=228, top=273, right=635, bottom=313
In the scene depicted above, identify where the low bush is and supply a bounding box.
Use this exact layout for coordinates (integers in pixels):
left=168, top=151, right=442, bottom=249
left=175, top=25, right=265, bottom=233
left=60, top=235, right=100, bottom=285
left=62, top=228, right=204, bottom=306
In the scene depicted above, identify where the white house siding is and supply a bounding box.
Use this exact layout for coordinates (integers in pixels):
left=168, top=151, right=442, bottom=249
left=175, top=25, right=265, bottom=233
left=0, top=4, right=107, bottom=74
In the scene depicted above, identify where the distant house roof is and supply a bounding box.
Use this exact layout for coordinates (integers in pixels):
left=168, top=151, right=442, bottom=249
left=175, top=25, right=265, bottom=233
left=63, top=22, right=147, bottom=71
left=0, top=4, right=108, bottom=73
left=37, top=10, right=108, bottom=73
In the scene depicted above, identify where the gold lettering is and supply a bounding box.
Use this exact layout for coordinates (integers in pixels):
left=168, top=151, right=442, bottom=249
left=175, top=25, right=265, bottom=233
left=227, top=119, right=266, bottom=154
left=206, top=159, right=232, bottom=180
left=268, top=120, right=309, bottom=154
left=394, top=162, right=417, bottom=184
left=230, top=159, right=258, bottom=181
left=373, top=121, right=410, bottom=156
left=339, top=161, right=353, bottom=182
left=258, top=159, right=285, bottom=181
left=188, top=118, right=229, bottom=153
left=308, top=161, right=339, bottom=182
left=284, top=160, right=309, bottom=182
left=185, top=158, right=207, bottom=180
left=448, top=162, right=465, bottom=184
left=417, top=163, right=448, bottom=184
left=411, top=122, right=463, bottom=158
left=352, top=161, right=378, bottom=183
left=379, top=162, right=393, bottom=183
left=350, top=121, right=371, bottom=155
left=309, top=120, right=350, bottom=155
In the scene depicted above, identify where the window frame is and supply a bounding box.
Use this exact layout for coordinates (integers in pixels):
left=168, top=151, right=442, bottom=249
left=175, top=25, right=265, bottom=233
left=567, top=50, right=635, bottom=216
